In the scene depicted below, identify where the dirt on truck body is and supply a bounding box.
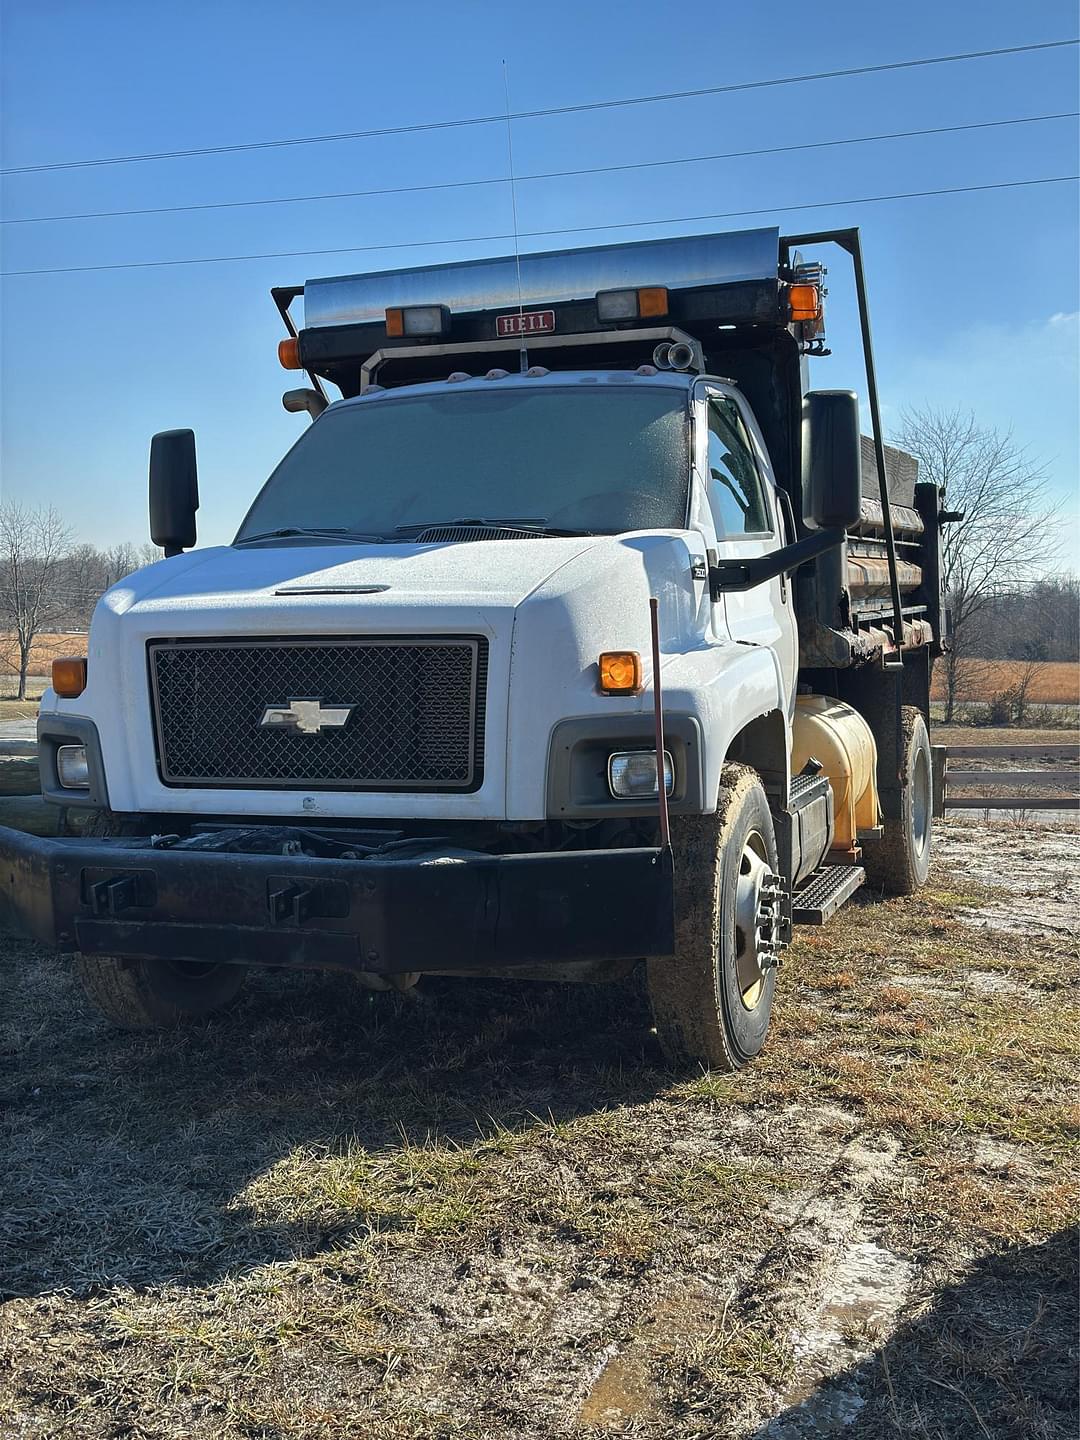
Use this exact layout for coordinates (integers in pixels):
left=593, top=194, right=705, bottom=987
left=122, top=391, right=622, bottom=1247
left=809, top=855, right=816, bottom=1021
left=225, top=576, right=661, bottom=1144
left=1, top=815, right=1075, bottom=1440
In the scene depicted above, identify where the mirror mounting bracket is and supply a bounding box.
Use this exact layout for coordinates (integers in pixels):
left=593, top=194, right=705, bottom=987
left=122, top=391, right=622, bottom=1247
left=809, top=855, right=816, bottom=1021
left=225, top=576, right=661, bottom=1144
left=710, top=527, right=845, bottom=596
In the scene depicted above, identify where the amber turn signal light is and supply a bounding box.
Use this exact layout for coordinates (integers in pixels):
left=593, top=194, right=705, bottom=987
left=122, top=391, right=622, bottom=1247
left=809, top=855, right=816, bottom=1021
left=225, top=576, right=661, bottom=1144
left=788, top=283, right=821, bottom=323
left=598, top=651, right=642, bottom=695
left=277, top=337, right=302, bottom=369
left=637, top=286, right=669, bottom=318
left=52, top=657, right=87, bottom=698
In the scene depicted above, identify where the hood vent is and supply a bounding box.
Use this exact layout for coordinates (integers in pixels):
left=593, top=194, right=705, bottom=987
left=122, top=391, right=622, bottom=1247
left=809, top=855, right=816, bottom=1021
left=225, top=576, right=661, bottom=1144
left=414, top=525, right=544, bottom=544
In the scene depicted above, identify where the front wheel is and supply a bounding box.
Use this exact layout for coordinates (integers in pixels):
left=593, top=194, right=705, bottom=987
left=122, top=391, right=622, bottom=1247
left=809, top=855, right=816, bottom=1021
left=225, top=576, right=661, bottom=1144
left=69, top=808, right=246, bottom=1028
left=73, top=953, right=246, bottom=1030
left=861, top=706, right=933, bottom=896
left=646, top=764, right=783, bottom=1071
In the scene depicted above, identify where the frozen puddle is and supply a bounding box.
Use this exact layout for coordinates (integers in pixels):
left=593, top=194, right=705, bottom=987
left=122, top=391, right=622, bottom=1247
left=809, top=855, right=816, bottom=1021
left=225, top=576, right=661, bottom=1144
left=789, top=1238, right=913, bottom=1372
left=751, top=1131, right=913, bottom=1437
left=756, top=1240, right=914, bottom=1437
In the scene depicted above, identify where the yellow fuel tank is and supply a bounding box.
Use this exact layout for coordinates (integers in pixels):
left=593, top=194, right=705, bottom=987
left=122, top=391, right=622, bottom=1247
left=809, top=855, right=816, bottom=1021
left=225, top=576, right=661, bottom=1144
left=791, top=695, right=880, bottom=859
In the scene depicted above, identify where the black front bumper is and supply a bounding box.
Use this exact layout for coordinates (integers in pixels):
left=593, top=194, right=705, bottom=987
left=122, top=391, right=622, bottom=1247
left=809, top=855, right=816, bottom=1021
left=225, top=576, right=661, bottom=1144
left=0, top=826, right=675, bottom=974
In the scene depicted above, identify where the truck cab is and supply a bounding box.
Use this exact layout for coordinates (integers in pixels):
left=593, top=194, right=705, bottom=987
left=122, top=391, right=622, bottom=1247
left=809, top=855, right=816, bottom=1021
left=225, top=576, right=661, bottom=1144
left=4, top=225, right=944, bottom=1071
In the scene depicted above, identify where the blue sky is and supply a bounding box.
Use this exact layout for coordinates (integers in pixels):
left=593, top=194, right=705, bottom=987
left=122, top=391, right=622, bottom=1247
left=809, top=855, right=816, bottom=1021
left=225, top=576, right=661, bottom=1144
left=1, top=1, right=1077, bottom=553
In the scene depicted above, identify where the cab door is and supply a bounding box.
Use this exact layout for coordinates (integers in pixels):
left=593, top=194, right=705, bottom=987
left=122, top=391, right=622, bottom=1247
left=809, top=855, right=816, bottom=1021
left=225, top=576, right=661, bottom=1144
left=698, top=384, right=798, bottom=713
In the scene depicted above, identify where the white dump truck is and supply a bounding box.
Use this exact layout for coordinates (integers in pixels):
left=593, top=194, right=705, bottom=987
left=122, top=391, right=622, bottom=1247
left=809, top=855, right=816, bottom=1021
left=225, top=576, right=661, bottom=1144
left=2, top=225, right=948, bottom=1069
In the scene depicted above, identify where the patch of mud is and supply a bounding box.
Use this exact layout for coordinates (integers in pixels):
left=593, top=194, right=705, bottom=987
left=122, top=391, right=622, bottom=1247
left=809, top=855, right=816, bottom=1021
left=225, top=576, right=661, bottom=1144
left=937, top=818, right=1079, bottom=939
left=968, top=1134, right=1036, bottom=1177
left=962, top=969, right=1041, bottom=1000
left=576, top=1285, right=717, bottom=1430
left=886, top=972, right=964, bottom=1003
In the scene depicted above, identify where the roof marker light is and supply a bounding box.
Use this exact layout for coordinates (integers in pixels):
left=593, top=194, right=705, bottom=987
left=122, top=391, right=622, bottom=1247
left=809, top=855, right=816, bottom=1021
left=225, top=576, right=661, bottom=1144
left=386, top=304, right=450, bottom=338
left=596, top=286, right=669, bottom=322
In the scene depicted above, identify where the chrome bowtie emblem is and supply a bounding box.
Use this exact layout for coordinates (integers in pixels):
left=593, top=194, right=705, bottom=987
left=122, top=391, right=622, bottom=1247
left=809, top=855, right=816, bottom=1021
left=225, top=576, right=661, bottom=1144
left=259, top=699, right=354, bottom=735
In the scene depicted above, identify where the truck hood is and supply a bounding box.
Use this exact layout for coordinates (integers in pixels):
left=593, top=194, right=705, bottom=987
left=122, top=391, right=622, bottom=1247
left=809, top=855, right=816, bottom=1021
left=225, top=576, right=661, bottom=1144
left=61, top=527, right=729, bottom=825
left=105, top=537, right=606, bottom=617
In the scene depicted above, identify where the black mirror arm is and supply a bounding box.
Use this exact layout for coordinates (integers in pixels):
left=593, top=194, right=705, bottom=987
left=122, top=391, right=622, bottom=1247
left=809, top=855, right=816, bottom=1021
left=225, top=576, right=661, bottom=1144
left=710, top=526, right=845, bottom=596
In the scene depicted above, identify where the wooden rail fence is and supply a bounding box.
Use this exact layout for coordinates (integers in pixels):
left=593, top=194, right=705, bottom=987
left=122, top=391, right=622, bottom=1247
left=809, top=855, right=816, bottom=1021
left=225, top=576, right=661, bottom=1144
left=931, top=744, right=1079, bottom=816
left=2, top=740, right=1077, bottom=828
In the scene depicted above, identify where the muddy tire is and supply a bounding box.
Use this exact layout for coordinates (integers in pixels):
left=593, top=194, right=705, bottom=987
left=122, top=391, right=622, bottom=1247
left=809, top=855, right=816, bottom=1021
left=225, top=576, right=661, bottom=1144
left=646, top=764, right=781, bottom=1071
left=73, top=953, right=246, bottom=1029
left=70, top=810, right=246, bottom=1029
left=861, top=706, right=933, bottom=897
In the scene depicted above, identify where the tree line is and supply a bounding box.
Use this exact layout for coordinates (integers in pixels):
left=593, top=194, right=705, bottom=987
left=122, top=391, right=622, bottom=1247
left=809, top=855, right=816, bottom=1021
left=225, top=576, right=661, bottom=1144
left=893, top=406, right=1073, bottom=722
left=0, top=505, right=159, bottom=697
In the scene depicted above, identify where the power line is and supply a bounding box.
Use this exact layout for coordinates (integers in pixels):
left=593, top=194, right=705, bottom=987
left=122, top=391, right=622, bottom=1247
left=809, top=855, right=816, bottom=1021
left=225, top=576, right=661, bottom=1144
left=2, top=38, right=1075, bottom=177
left=3, top=111, right=1074, bottom=227
left=2, top=175, right=1075, bottom=278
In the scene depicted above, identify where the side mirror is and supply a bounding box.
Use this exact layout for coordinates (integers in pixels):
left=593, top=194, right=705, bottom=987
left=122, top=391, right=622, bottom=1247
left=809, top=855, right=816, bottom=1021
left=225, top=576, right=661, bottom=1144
left=803, top=390, right=861, bottom=531
left=149, top=429, right=199, bottom=557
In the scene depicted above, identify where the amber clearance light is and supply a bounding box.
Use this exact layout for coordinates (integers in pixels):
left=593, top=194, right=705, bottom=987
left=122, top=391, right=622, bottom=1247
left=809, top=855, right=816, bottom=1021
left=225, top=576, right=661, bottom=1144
left=598, top=651, right=642, bottom=695
left=788, top=283, right=821, bottom=323
left=52, top=657, right=87, bottom=699
left=277, top=337, right=302, bottom=369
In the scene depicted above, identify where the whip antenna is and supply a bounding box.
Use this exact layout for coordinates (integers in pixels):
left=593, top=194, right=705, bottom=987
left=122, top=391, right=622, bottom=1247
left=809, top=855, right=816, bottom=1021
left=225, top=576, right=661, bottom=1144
left=502, top=60, right=528, bottom=374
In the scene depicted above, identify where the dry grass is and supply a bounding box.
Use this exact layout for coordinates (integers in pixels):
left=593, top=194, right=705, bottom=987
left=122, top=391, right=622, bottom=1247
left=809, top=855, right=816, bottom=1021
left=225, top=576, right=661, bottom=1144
left=0, top=629, right=86, bottom=672
left=0, top=696, right=43, bottom=718
left=0, top=819, right=1076, bottom=1438
left=932, top=723, right=1079, bottom=750
left=931, top=659, right=1079, bottom=705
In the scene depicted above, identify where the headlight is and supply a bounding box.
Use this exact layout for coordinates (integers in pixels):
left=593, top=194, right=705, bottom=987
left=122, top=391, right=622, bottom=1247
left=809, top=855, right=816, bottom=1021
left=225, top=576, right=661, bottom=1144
left=56, top=744, right=90, bottom=789
left=608, top=750, right=674, bottom=799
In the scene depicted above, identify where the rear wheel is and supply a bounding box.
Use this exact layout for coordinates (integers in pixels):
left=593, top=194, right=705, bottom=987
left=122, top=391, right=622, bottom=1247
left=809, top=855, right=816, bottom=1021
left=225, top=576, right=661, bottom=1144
left=70, top=809, right=246, bottom=1029
left=861, top=706, right=933, bottom=896
left=646, top=764, right=782, bottom=1071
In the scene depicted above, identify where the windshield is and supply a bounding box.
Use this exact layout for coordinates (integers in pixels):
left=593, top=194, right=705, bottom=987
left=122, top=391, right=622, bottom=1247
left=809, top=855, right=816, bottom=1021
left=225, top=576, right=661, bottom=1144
left=235, top=385, right=690, bottom=542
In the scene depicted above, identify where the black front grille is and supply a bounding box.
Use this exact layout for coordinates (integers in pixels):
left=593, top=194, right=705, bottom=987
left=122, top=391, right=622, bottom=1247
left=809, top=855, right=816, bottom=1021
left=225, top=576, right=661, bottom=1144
left=149, top=637, right=486, bottom=791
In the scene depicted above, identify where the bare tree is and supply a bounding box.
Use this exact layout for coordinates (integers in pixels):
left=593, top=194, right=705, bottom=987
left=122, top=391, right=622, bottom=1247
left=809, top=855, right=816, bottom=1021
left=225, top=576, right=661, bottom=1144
left=891, top=408, right=1062, bottom=722
left=1005, top=657, right=1044, bottom=726
left=0, top=504, right=74, bottom=699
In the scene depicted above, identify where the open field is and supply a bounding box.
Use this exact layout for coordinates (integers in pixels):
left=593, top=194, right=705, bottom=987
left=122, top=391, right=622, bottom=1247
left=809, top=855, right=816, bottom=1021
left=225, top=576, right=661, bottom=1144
left=1, top=817, right=1076, bottom=1439
left=931, top=660, right=1078, bottom=706
left=0, top=632, right=86, bottom=710
left=0, top=630, right=86, bottom=676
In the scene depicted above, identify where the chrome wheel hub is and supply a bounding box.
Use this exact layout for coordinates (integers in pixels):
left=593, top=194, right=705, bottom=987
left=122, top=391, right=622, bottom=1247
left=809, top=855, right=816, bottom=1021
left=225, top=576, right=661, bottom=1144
left=733, top=831, right=785, bottom=1010
left=912, top=744, right=932, bottom=860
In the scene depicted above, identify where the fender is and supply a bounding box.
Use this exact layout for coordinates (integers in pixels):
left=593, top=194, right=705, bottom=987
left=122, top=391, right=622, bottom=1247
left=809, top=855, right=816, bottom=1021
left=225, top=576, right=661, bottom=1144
left=658, top=639, right=788, bottom=811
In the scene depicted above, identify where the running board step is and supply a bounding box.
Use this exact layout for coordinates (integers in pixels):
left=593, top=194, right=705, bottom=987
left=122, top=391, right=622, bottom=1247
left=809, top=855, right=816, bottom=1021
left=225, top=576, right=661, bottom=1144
left=791, top=864, right=865, bottom=925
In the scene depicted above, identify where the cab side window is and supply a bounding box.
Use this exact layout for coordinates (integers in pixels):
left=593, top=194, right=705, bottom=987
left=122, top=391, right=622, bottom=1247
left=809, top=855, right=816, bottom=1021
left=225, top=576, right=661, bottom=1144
left=706, top=398, right=771, bottom=536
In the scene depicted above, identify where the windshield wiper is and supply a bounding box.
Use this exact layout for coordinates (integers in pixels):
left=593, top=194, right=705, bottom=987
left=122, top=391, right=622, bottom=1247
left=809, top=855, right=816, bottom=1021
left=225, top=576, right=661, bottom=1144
left=394, top=516, right=591, bottom=538
left=235, top=526, right=386, bottom=546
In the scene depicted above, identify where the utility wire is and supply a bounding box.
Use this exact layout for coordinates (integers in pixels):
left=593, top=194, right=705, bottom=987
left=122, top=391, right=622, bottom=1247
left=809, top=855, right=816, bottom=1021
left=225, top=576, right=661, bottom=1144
left=3, top=111, right=1074, bottom=227
left=3, top=175, right=1076, bottom=278
left=1, top=38, right=1075, bottom=176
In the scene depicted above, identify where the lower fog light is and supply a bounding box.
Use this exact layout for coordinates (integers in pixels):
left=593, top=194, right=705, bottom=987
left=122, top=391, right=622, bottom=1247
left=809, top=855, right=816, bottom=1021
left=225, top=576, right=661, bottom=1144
left=608, top=750, right=674, bottom=798
left=56, top=744, right=90, bottom=789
